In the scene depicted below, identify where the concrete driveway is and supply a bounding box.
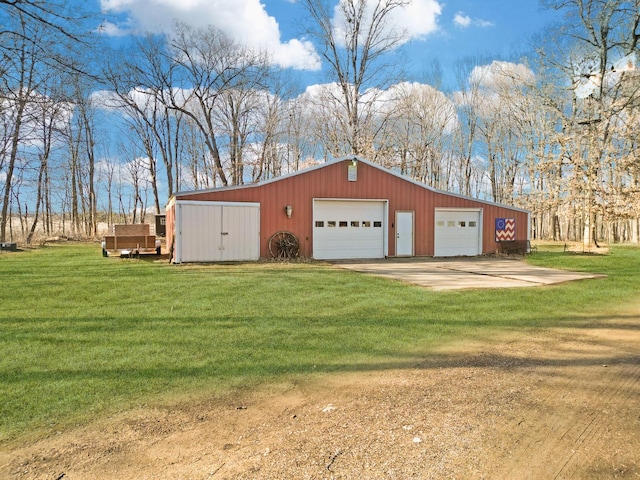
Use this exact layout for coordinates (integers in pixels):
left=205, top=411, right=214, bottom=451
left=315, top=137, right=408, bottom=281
left=333, top=257, right=602, bottom=290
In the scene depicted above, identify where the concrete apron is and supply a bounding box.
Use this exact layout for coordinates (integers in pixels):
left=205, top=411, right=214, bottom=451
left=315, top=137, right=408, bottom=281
left=332, top=257, right=603, bottom=291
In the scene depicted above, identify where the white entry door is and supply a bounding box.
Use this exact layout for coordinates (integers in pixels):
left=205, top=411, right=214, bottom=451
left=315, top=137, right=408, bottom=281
left=396, top=211, right=414, bottom=256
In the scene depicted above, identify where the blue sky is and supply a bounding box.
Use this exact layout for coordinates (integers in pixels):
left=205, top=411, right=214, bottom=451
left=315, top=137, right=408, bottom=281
left=96, top=0, right=565, bottom=90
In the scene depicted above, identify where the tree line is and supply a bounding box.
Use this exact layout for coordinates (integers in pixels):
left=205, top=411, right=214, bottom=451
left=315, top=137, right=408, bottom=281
left=0, top=0, right=638, bottom=245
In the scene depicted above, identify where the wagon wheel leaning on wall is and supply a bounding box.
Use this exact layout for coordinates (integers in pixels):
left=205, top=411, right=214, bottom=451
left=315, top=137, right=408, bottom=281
left=268, top=231, right=300, bottom=259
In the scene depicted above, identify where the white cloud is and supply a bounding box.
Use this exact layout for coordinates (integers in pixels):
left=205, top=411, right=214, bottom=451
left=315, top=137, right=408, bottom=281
left=296, top=80, right=459, bottom=136
left=332, top=0, right=442, bottom=48
left=476, top=19, right=494, bottom=28
left=301, top=82, right=343, bottom=101
left=90, top=90, right=124, bottom=110
left=453, top=61, right=536, bottom=115
left=294, top=83, right=346, bottom=116
left=469, top=61, right=535, bottom=91
left=97, top=21, right=129, bottom=36
left=273, top=38, right=321, bottom=71
left=0, top=94, right=74, bottom=150
left=391, top=0, right=442, bottom=40
left=96, top=157, right=126, bottom=184
left=375, top=82, right=458, bottom=133
left=100, top=0, right=321, bottom=71
left=453, top=11, right=493, bottom=29
left=453, top=12, right=471, bottom=28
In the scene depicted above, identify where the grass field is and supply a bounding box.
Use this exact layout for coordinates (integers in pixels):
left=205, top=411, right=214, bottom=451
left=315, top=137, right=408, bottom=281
left=1, top=243, right=638, bottom=443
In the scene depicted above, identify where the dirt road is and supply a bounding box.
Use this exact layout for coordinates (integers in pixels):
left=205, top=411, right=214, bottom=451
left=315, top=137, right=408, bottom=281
left=2, top=315, right=639, bottom=479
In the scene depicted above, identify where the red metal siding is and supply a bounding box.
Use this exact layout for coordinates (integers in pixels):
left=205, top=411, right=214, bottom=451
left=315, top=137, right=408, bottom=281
left=173, top=159, right=529, bottom=258
left=165, top=199, right=176, bottom=261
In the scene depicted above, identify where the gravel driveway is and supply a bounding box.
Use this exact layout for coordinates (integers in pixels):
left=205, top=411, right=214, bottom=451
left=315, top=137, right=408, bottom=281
left=4, top=316, right=639, bottom=479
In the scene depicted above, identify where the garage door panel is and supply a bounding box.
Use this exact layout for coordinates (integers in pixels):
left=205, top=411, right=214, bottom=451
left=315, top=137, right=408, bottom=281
left=313, top=200, right=385, bottom=260
left=434, top=209, right=481, bottom=257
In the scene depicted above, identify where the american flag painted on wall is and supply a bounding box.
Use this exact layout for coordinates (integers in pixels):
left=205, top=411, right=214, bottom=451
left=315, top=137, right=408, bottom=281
left=495, top=218, right=516, bottom=242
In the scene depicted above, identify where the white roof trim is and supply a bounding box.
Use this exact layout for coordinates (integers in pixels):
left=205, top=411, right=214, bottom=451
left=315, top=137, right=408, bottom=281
left=171, top=155, right=529, bottom=214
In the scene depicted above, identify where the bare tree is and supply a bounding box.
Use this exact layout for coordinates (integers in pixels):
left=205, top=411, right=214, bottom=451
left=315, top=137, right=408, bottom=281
left=125, top=157, right=149, bottom=224
left=377, top=82, right=457, bottom=188
left=180, top=119, right=211, bottom=190
left=0, top=12, right=38, bottom=242
left=25, top=87, right=69, bottom=244
left=96, top=151, right=118, bottom=228
left=541, top=0, right=640, bottom=246
left=251, top=89, right=284, bottom=181
left=469, top=61, right=535, bottom=203
left=451, top=57, right=488, bottom=197
left=298, top=83, right=353, bottom=158
left=214, top=87, right=260, bottom=185
left=0, top=0, right=88, bottom=41
left=278, top=88, right=326, bottom=175
left=300, top=0, right=409, bottom=156
left=0, top=0, right=96, bottom=242
left=103, top=35, right=182, bottom=203
left=164, top=23, right=270, bottom=187
left=66, top=74, right=99, bottom=237
left=519, top=71, right=568, bottom=241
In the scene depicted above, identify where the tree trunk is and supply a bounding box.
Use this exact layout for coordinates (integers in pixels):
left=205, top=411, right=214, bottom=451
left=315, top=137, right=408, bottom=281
left=26, top=155, right=47, bottom=245
left=0, top=102, right=25, bottom=242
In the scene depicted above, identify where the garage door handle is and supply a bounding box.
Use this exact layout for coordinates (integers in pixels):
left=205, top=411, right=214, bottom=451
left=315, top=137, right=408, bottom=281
left=221, top=232, right=229, bottom=236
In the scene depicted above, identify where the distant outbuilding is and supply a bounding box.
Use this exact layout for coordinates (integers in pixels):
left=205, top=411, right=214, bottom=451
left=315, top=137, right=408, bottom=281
left=165, top=156, right=530, bottom=263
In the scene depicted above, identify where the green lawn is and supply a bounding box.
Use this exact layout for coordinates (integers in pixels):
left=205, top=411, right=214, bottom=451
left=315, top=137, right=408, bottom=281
left=1, top=243, right=638, bottom=443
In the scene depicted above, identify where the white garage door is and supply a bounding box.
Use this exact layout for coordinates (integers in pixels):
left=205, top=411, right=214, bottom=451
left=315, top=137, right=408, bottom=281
left=434, top=209, right=482, bottom=257
left=313, top=200, right=386, bottom=260
left=176, top=201, right=260, bottom=262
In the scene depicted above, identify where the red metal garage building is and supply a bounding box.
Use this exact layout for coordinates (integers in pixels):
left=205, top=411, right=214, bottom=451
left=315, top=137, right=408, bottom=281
left=165, top=156, right=530, bottom=262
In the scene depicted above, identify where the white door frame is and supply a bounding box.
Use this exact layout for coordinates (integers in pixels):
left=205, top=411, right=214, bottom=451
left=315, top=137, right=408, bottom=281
left=395, top=210, right=414, bottom=256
